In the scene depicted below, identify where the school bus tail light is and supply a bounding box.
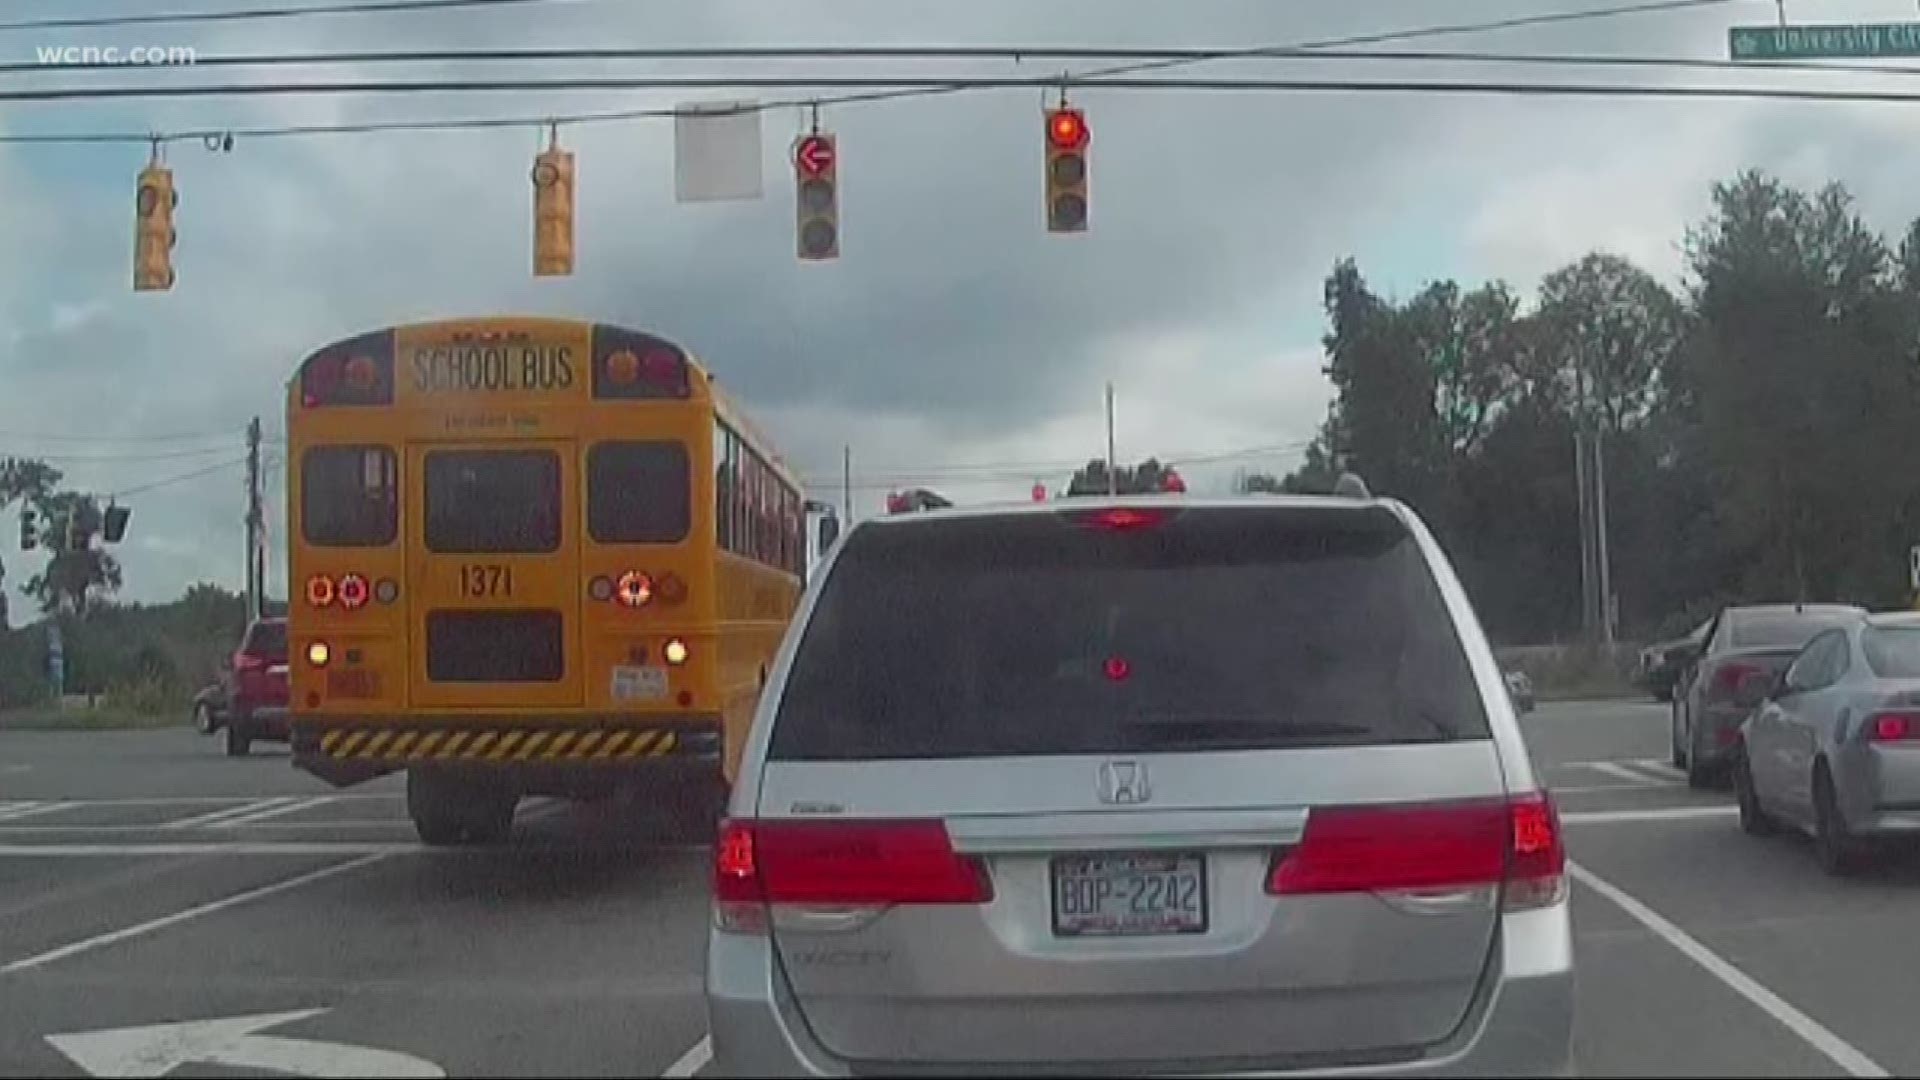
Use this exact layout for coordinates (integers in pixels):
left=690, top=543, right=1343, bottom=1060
left=592, top=325, right=690, bottom=400
left=616, top=570, right=654, bottom=608
left=299, top=330, right=395, bottom=408
left=657, top=572, right=688, bottom=605
left=338, top=573, right=371, bottom=610
left=307, top=641, right=332, bottom=668
left=305, top=574, right=335, bottom=608
left=664, top=638, right=690, bottom=665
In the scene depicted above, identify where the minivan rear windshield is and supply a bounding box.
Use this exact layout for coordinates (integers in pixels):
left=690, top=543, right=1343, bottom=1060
left=769, top=506, right=1492, bottom=761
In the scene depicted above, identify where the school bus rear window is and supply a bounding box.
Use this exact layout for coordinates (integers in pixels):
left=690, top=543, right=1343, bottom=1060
left=587, top=441, right=691, bottom=544
left=301, top=446, right=397, bottom=547
left=425, top=450, right=560, bottom=554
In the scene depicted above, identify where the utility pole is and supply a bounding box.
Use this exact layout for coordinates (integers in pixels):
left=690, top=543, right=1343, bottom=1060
left=1105, top=382, right=1117, bottom=497
left=841, top=445, right=852, bottom=525
left=245, top=418, right=262, bottom=621
left=1594, top=425, right=1615, bottom=646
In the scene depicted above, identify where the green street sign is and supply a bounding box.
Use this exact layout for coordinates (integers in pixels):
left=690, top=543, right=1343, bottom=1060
left=1730, top=22, right=1920, bottom=60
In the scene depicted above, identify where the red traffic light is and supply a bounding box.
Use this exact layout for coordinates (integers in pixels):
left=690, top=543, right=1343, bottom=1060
left=1047, top=107, right=1089, bottom=151
left=795, top=134, right=836, bottom=178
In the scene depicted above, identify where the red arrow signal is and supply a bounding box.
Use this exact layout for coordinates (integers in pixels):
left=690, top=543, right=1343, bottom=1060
left=795, top=134, right=835, bottom=177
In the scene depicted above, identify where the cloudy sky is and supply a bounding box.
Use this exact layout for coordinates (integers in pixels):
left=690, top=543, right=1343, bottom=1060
left=3, top=0, right=1918, bottom=612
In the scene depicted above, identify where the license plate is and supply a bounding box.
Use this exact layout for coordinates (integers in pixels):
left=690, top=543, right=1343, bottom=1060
left=611, top=665, right=669, bottom=702
left=1050, top=852, right=1207, bottom=938
left=326, top=669, right=380, bottom=698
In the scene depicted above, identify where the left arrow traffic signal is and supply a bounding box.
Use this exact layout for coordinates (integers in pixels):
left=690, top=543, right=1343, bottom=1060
left=794, top=131, right=838, bottom=261
left=133, top=162, right=177, bottom=291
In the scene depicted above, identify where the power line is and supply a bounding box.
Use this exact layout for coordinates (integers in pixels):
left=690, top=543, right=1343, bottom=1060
left=32, top=43, right=1895, bottom=78
left=7, top=444, right=240, bottom=464
left=0, top=427, right=241, bottom=444
left=0, top=0, right=1778, bottom=143
left=14, top=73, right=1920, bottom=106
left=0, top=0, right=597, bottom=33
left=108, top=456, right=249, bottom=499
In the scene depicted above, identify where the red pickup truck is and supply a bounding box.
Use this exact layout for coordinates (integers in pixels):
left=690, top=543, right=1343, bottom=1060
left=220, top=617, right=289, bottom=756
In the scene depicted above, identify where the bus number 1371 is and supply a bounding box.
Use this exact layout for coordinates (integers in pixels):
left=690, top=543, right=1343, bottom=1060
left=461, top=564, right=513, bottom=597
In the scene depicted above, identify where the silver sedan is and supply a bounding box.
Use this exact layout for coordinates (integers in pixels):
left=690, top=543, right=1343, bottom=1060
left=1736, top=611, right=1920, bottom=874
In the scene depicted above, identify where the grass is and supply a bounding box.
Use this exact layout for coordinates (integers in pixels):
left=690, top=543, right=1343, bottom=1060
left=0, top=705, right=187, bottom=731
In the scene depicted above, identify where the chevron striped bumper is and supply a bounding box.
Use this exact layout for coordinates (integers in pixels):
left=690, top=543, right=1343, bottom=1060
left=291, top=715, right=722, bottom=788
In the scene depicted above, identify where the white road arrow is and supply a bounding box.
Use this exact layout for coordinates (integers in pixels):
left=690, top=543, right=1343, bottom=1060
left=45, top=1008, right=445, bottom=1078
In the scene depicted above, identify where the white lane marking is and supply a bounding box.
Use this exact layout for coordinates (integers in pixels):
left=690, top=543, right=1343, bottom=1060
left=1570, top=861, right=1889, bottom=1078
left=0, top=843, right=417, bottom=858
left=0, top=801, right=73, bottom=822
left=47, top=1008, right=444, bottom=1078
left=161, top=798, right=297, bottom=830
left=0, top=853, right=391, bottom=975
left=0, top=841, right=712, bottom=857
left=1562, top=806, right=1736, bottom=824
left=9, top=794, right=401, bottom=807
left=662, top=1036, right=711, bottom=1078
left=1590, top=761, right=1660, bottom=784
left=211, top=796, right=338, bottom=828
left=1551, top=782, right=1666, bottom=795
left=0, top=820, right=412, bottom=834
left=1633, top=758, right=1687, bottom=781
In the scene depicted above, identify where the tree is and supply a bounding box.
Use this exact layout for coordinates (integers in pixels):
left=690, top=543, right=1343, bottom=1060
left=1534, top=252, right=1684, bottom=435
left=0, top=458, right=62, bottom=626
left=1064, top=457, right=1178, bottom=496
left=21, top=492, right=123, bottom=617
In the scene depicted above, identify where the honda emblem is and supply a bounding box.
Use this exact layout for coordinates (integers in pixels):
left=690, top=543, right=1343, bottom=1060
left=1096, top=760, right=1151, bottom=805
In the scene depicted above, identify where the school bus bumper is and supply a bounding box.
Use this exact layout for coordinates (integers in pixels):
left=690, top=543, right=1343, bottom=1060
left=290, top=714, right=722, bottom=790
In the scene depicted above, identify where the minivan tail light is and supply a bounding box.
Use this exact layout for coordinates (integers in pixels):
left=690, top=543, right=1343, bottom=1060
left=712, top=818, right=991, bottom=921
left=1871, top=711, right=1920, bottom=742
left=1266, top=792, right=1564, bottom=911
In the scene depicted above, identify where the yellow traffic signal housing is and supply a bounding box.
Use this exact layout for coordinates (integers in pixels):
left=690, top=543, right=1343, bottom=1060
left=793, top=131, right=838, bottom=261
left=1044, top=106, right=1089, bottom=234
left=133, top=163, right=177, bottom=291
left=532, top=141, right=575, bottom=276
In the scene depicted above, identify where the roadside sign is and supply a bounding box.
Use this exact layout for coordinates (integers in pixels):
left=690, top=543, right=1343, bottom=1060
left=1729, top=23, right=1920, bottom=60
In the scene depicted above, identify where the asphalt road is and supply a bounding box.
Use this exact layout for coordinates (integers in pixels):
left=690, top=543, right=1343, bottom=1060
left=0, top=704, right=1915, bottom=1077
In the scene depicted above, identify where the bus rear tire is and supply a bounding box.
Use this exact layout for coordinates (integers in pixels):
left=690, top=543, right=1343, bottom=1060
left=408, top=770, right=516, bottom=846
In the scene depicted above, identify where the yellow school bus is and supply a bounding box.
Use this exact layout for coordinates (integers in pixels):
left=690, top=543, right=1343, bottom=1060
left=285, top=317, right=824, bottom=844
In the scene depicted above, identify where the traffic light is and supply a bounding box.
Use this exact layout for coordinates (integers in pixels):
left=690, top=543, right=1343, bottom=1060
left=102, top=505, right=130, bottom=543
left=19, top=508, right=35, bottom=551
left=532, top=134, right=575, bottom=276
left=133, top=160, right=177, bottom=291
left=793, top=131, right=838, bottom=261
left=1044, top=105, right=1089, bottom=233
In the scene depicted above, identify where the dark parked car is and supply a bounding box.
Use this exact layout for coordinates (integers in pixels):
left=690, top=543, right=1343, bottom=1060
left=1672, top=604, right=1865, bottom=788
left=1640, top=621, right=1709, bottom=702
left=191, top=683, right=228, bottom=734
left=220, top=617, right=289, bottom=756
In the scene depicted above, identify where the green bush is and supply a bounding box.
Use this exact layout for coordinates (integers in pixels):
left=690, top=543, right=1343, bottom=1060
left=108, top=672, right=185, bottom=717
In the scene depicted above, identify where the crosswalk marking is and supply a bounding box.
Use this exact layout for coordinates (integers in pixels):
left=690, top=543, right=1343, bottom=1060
left=1563, top=758, right=1687, bottom=785
left=160, top=798, right=299, bottom=830
left=209, top=796, right=337, bottom=828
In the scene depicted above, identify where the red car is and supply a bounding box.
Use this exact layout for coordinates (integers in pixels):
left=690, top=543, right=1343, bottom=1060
left=222, top=617, right=289, bottom=756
